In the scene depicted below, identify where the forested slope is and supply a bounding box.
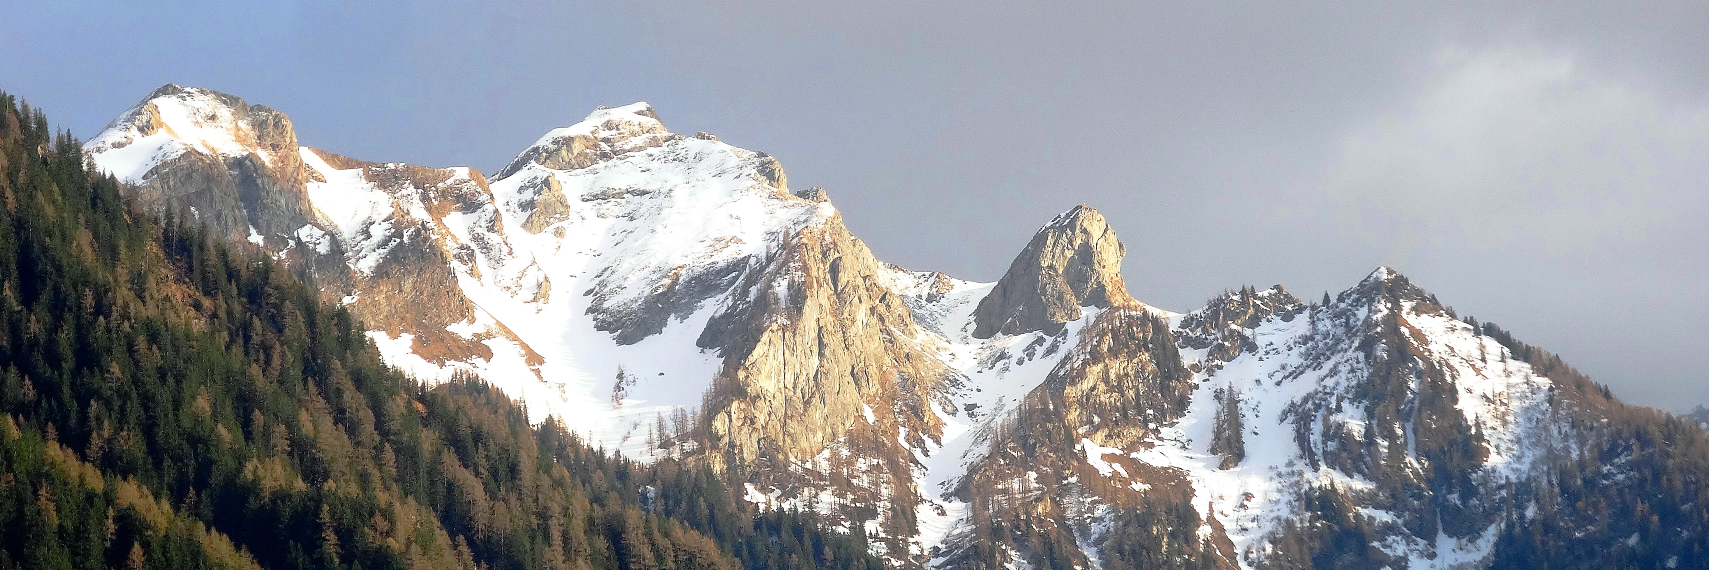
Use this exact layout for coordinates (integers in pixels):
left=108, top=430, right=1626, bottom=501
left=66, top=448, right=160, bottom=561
left=0, top=92, right=880, bottom=570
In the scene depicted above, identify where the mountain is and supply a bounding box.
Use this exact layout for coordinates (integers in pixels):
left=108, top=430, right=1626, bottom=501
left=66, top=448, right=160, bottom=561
left=75, top=85, right=1709, bottom=569
left=3, top=89, right=892, bottom=570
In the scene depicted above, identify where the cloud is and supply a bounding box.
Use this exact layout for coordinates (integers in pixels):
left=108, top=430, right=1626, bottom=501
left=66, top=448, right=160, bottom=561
left=1322, top=45, right=1709, bottom=264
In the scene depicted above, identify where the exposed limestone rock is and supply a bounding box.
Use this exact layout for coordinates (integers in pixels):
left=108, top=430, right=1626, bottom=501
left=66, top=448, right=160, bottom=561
left=697, top=214, right=949, bottom=544
left=971, top=205, right=1137, bottom=338
left=1045, top=308, right=1194, bottom=449
left=526, top=132, right=604, bottom=172
left=751, top=153, right=789, bottom=195
left=793, top=186, right=830, bottom=203
left=946, top=307, right=1216, bottom=569
left=129, top=151, right=253, bottom=241
left=518, top=174, right=572, bottom=233
left=90, top=85, right=320, bottom=245
left=493, top=104, right=674, bottom=179
left=298, top=151, right=508, bottom=365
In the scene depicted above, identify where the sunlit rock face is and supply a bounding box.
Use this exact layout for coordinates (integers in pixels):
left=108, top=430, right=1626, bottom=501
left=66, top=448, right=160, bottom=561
left=971, top=205, right=1136, bottom=339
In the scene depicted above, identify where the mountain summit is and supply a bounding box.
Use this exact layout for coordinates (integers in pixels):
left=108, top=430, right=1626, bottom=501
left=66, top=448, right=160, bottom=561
left=85, top=84, right=320, bottom=244
left=971, top=204, right=1137, bottom=338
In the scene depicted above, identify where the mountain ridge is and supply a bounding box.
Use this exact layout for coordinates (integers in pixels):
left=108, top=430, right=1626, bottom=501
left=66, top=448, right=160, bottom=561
left=74, top=84, right=1709, bottom=570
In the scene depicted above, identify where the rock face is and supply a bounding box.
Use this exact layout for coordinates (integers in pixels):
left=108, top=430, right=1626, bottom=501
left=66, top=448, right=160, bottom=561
left=296, top=149, right=496, bottom=364
left=86, top=86, right=521, bottom=370
left=492, top=103, right=674, bottom=180
left=697, top=214, right=953, bottom=548
left=971, top=205, right=1136, bottom=338
left=84, top=84, right=319, bottom=244
left=701, top=214, right=945, bottom=467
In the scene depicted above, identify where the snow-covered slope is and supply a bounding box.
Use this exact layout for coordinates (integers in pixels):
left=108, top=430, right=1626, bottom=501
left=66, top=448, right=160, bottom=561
left=901, top=267, right=1581, bottom=569
left=1155, top=271, right=1564, bottom=566
left=426, top=101, right=837, bottom=451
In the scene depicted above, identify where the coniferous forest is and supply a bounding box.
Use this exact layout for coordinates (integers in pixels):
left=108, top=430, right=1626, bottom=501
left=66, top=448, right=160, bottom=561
left=0, top=93, right=883, bottom=570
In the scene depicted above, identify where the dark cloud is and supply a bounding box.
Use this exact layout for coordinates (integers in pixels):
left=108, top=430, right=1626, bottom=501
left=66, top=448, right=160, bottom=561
left=3, top=2, right=1704, bottom=409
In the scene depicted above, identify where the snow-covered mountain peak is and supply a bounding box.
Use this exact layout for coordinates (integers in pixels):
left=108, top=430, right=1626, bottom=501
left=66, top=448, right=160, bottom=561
left=494, top=101, right=686, bottom=179
left=528, top=101, right=665, bottom=149
left=480, top=121, right=827, bottom=346
left=1352, top=264, right=1412, bottom=292
left=86, top=84, right=294, bottom=184
left=1333, top=265, right=1437, bottom=313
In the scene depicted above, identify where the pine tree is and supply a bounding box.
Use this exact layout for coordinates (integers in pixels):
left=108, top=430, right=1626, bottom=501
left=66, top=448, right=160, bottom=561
left=1210, top=387, right=1246, bottom=469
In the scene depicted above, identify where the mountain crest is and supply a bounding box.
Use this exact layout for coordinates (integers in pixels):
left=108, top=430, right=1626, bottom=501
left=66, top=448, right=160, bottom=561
left=494, top=101, right=675, bottom=179
left=971, top=204, right=1137, bottom=338
left=1334, top=265, right=1438, bottom=312
left=72, top=85, right=1697, bottom=570
left=84, top=84, right=318, bottom=244
left=86, top=84, right=299, bottom=184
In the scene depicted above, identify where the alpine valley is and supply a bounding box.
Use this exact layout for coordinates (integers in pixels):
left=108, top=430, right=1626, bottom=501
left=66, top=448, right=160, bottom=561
left=4, top=84, right=1703, bottom=570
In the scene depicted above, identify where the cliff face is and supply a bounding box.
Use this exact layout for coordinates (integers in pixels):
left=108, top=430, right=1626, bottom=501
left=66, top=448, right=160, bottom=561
left=84, top=85, right=319, bottom=244
left=970, top=205, right=1135, bottom=338
left=296, top=149, right=500, bottom=365
left=703, top=213, right=943, bottom=466
left=695, top=213, right=955, bottom=551
left=87, top=86, right=527, bottom=370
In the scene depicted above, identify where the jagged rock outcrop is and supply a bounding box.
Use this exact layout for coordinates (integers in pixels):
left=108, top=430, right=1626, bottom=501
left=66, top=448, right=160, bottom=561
left=1046, top=309, right=1194, bottom=449
left=84, top=84, right=320, bottom=244
left=971, top=205, right=1137, bottom=338
left=296, top=149, right=498, bottom=364
left=941, top=306, right=1215, bottom=570
left=1176, top=285, right=1305, bottom=370
left=517, top=174, right=572, bottom=233
left=492, top=102, right=675, bottom=180
left=697, top=212, right=951, bottom=547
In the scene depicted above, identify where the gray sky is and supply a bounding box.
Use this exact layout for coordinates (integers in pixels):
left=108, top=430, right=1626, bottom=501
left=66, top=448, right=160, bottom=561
left=4, top=1, right=1705, bottom=410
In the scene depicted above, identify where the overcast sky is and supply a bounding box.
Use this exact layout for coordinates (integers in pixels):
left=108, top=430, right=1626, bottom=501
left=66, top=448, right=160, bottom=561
left=4, top=1, right=1705, bottom=410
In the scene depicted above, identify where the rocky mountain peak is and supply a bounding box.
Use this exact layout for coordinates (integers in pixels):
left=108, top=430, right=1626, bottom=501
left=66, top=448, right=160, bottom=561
left=84, top=84, right=317, bottom=245
left=1334, top=265, right=1438, bottom=313
left=87, top=84, right=299, bottom=185
left=970, top=204, right=1137, bottom=338
left=494, top=101, right=675, bottom=179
